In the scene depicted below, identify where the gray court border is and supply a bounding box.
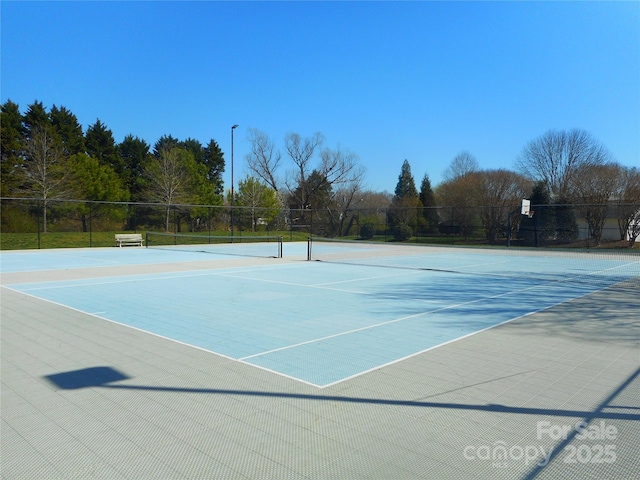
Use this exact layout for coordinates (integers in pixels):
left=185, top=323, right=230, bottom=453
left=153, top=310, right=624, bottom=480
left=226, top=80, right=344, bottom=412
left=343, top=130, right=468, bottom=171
left=2, top=254, right=639, bottom=479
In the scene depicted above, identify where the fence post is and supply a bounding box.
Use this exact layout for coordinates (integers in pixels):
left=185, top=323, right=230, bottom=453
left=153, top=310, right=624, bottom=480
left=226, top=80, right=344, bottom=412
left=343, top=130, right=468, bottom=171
left=384, top=209, right=388, bottom=242
left=451, top=206, right=454, bottom=245
left=131, top=203, right=137, bottom=232
left=173, top=205, right=177, bottom=234
left=37, top=199, right=41, bottom=249
left=534, top=207, right=539, bottom=247
left=89, top=202, right=93, bottom=247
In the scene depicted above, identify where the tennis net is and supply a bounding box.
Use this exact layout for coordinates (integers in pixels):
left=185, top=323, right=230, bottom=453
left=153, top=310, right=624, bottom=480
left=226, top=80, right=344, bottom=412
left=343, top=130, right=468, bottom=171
left=146, top=232, right=283, bottom=258
left=306, top=236, right=640, bottom=290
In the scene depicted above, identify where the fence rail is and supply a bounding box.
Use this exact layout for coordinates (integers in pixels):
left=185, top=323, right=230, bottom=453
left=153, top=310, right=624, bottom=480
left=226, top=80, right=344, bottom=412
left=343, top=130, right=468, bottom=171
left=1, top=197, right=639, bottom=249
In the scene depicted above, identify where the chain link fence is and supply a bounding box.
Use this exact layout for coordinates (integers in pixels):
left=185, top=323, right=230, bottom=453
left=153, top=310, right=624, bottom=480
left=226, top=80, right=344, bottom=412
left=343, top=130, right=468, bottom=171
left=1, top=197, right=639, bottom=249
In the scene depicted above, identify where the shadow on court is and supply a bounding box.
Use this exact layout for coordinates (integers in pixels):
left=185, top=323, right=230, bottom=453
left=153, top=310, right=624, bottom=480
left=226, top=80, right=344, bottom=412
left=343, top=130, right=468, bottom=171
left=500, top=280, right=640, bottom=346
left=520, top=364, right=640, bottom=480
left=44, top=366, right=640, bottom=422
left=372, top=277, right=640, bottom=345
left=42, top=365, right=640, bottom=479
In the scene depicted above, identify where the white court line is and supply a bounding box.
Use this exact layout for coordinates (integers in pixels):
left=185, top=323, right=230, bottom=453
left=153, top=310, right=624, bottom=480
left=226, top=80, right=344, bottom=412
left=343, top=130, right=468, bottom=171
left=3, top=257, right=636, bottom=389
left=321, top=314, right=532, bottom=389
left=1, top=284, right=325, bottom=389
left=321, top=276, right=638, bottom=389
left=15, top=254, right=636, bottom=294
left=239, top=282, right=541, bottom=361
left=9, top=262, right=307, bottom=291
left=239, top=262, right=639, bottom=364
left=9, top=260, right=379, bottom=296
left=212, top=258, right=511, bottom=292
left=235, top=360, right=322, bottom=388
left=1, top=284, right=239, bottom=363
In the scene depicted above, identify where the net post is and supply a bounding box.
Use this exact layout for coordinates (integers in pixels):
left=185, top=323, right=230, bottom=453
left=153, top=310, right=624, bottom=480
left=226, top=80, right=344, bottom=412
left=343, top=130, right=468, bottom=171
left=145, top=231, right=149, bottom=248
left=307, top=236, right=312, bottom=261
left=278, top=236, right=283, bottom=258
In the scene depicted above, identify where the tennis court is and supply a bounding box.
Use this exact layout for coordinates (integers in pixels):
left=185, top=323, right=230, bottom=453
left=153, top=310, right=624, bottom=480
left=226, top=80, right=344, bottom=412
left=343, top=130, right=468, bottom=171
left=2, top=240, right=638, bottom=387
left=2, top=238, right=639, bottom=479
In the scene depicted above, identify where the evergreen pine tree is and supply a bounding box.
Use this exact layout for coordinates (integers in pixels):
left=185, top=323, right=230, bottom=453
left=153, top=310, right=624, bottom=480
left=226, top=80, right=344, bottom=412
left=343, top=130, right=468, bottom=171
left=1, top=100, right=26, bottom=196
left=419, top=173, right=439, bottom=234
left=86, top=119, right=123, bottom=174
left=204, top=139, right=225, bottom=196
left=389, top=160, right=419, bottom=240
left=118, top=135, right=151, bottom=201
left=394, top=160, right=418, bottom=199
left=23, top=101, right=51, bottom=140
left=50, top=105, right=85, bottom=156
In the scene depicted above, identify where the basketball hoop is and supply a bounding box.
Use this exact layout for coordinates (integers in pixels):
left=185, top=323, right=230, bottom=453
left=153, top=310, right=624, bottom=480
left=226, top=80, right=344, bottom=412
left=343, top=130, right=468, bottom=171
left=527, top=210, right=534, bottom=219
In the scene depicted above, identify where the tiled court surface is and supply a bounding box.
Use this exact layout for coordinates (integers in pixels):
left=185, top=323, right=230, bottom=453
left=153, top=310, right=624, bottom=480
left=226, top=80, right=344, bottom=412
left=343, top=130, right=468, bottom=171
left=2, top=258, right=639, bottom=479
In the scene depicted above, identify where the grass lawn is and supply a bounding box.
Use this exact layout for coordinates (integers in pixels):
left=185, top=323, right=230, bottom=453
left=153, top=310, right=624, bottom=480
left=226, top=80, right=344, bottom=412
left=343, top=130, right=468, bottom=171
left=1, top=232, right=118, bottom=250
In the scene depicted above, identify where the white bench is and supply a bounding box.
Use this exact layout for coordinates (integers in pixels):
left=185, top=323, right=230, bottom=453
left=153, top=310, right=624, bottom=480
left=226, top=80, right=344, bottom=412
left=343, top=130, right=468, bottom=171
left=115, top=233, right=144, bottom=247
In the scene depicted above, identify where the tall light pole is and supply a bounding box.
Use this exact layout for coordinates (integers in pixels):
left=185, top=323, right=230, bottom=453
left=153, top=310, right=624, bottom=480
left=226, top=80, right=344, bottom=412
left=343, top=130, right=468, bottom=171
left=231, top=124, right=238, bottom=238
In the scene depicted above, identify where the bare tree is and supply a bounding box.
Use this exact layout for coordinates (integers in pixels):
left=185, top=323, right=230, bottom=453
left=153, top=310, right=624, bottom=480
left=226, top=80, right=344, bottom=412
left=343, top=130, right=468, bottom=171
left=323, top=150, right=366, bottom=236
left=320, top=146, right=363, bottom=189
left=330, top=185, right=365, bottom=236
left=283, top=132, right=325, bottom=205
left=284, top=132, right=324, bottom=183
left=436, top=172, right=482, bottom=239
left=476, top=169, right=531, bottom=244
left=285, top=144, right=365, bottom=236
left=245, top=128, right=282, bottom=191
left=570, top=163, right=620, bottom=245
left=615, top=166, right=640, bottom=246
left=245, top=130, right=365, bottom=234
left=283, top=135, right=360, bottom=208
left=516, top=129, right=611, bottom=198
left=442, top=151, right=479, bottom=182
left=145, top=147, right=190, bottom=231
left=358, top=191, right=393, bottom=210
left=23, top=127, right=69, bottom=232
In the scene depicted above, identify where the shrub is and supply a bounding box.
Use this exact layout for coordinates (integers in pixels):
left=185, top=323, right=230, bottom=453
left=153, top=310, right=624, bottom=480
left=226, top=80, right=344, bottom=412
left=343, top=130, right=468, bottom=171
left=360, top=223, right=375, bottom=239
left=393, top=222, right=413, bottom=241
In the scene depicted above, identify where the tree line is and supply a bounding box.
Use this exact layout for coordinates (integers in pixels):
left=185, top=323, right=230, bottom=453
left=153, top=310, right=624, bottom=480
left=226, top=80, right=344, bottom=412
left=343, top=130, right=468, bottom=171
left=1, top=100, right=225, bottom=232
left=390, top=131, right=640, bottom=247
left=0, top=101, right=371, bottom=236
left=2, top=100, right=639, bottom=245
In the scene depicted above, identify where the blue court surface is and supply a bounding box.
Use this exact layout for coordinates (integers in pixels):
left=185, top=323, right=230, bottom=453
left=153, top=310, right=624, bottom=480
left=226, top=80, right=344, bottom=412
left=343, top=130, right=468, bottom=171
left=2, top=244, right=639, bottom=387
left=0, top=242, right=284, bottom=273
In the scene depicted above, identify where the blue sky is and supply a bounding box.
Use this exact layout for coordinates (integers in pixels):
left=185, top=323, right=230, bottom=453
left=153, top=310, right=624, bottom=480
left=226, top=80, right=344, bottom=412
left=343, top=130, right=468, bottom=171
left=2, top=1, right=638, bottom=193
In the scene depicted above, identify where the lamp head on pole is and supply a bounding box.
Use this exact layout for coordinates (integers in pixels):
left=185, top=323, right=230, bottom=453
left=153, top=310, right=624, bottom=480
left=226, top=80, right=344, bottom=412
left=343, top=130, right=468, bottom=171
left=232, top=124, right=239, bottom=130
